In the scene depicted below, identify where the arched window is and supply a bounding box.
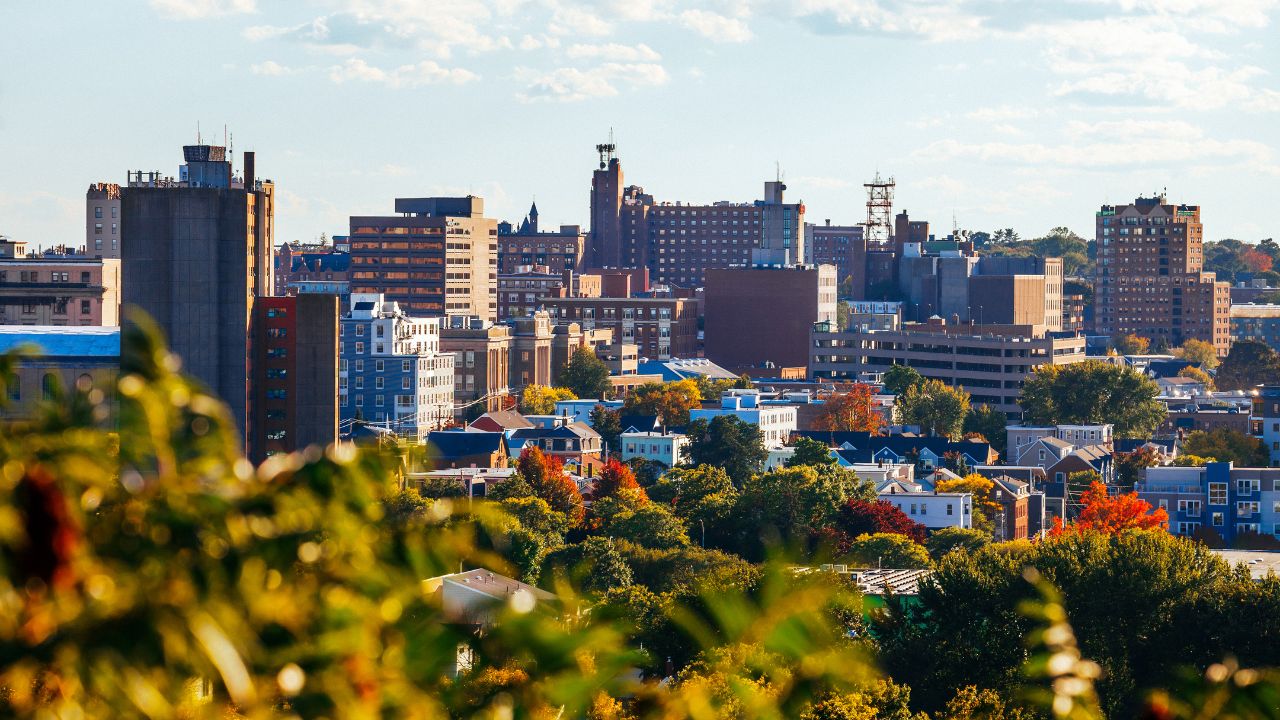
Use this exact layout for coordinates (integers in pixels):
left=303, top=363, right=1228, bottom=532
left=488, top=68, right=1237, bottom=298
left=42, top=372, right=58, bottom=400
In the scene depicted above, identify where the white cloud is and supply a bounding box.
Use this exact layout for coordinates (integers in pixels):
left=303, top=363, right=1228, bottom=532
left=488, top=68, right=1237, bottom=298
left=679, top=9, right=753, bottom=42
left=250, top=60, right=295, bottom=76
left=548, top=5, right=614, bottom=36
left=150, top=0, right=255, bottom=20
left=328, top=58, right=479, bottom=87
left=516, top=62, right=669, bottom=102
left=966, top=106, right=1039, bottom=122
left=566, top=42, right=661, bottom=62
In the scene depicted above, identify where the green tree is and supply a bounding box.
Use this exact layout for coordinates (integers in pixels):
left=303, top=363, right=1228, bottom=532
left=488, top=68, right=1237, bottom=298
left=882, top=364, right=924, bottom=395
left=1112, top=333, right=1151, bottom=355
left=925, top=527, right=991, bottom=561
left=842, top=533, right=931, bottom=569
left=1178, top=365, right=1215, bottom=390
left=896, top=379, right=970, bottom=440
left=558, top=346, right=612, bottom=399
left=1182, top=428, right=1269, bottom=467
left=592, top=488, right=690, bottom=549
left=1019, top=360, right=1165, bottom=438
left=591, top=405, right=623, bottom=452
left=517, top=446, right=585, bottom=525
left=735, top=466, right=857, bottom=560
left=787, top=435, right=837, bottom=467
left=962, top=404, right=1007, bottom=456
left=1177, top=339, right=1221, bottom=369
left=521, top=383, right=577, bottom=414
left=1215, top=340, right=1280, bottom=391
left=649, top=465, right=740, bottom=549
left=685, top=416, right=767, bottom=486
left=543, top=536, right=633, bottom=593
left=1113, top=446, right=1162, bottom=490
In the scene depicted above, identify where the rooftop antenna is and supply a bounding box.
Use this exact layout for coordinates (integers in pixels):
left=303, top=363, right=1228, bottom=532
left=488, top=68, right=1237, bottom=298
left=595, top=129, right=617, bottom=169
left=197, top=121, right=201, bottom=146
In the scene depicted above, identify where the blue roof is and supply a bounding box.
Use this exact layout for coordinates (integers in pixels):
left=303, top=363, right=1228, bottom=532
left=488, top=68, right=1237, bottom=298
left=426, top=430, right=507, bottom=458
left=636, top=358, right=737, bottom=382
left=0, top=326, right=120, bottom=358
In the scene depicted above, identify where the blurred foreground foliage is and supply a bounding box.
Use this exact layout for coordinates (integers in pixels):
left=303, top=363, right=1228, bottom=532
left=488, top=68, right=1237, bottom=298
left=0, top=321, right=1277, bottom=718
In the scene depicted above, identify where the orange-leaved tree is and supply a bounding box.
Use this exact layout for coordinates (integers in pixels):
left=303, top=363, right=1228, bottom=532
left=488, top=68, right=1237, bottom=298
left=517, top=446, right=585, bottom=525
left=1053, top=481, right=1168, bottom=535
left=814, top=383, right=884, bottom=433
left=592, top=457, right=645, bottom=501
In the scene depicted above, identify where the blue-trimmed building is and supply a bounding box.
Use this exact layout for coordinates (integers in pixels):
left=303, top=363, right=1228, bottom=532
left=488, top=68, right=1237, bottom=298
left=1138, top=462, right=1280, bottom=542
left=340, top=294, right=454, bottom=442
left=0, top=325, right=119, bottom=419
left=1252, top=385, right=1280, bottom=467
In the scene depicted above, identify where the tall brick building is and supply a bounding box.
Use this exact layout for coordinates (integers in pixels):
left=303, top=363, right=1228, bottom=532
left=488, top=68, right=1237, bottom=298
left=1094, top=196, right=1231, bottom=354
left=587, top=146, right=804, bottom=285
left=704, top=264, right=838, bottom=372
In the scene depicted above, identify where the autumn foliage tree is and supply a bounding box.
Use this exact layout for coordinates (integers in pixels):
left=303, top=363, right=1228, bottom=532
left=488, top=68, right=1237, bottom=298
left=592, top=457, right=645, bottom=501
left=1052, top=481, right=1168, bottom=535
left=517, top=446, right=585, bottom=525
left=813, top=384, right=884, bottom=433
left=832, top=499, right=926, bottom=543
left=623, top=379, right=702, bottom=426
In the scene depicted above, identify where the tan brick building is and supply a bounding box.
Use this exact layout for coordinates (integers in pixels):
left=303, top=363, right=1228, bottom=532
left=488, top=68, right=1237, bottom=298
left=1094, top=196, right=1231, bottom=354
left=0, top=238, right=121, bottom=326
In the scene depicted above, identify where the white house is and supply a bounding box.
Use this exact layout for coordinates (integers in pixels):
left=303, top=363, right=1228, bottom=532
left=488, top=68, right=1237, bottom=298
left=620, top=431, right=689, bottom=468
left=690, top=392, right=798, bottom=448
left=878, top=489, right=973, bottom=529
left=423, top=568, right=558, bottom=675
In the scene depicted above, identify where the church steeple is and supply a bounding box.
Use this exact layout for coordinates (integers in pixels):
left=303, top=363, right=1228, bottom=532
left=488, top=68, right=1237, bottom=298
left=527, top=200, right=539, bottom=233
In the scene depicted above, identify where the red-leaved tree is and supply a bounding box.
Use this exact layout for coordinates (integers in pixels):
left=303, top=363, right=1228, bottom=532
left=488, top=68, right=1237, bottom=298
left=517, top=446, right=585, bottom=525
left=832, top=499, right=926, bottom=543
left=591, top=458, right=645, bottom=501
left=1052, top=481, right=1168, bottom=536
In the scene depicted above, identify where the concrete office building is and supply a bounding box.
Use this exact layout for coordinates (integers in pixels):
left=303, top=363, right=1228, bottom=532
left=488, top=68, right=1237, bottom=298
left=85, top=183, right=122, bottom=258
left=1231, top=304, right=1280, bottom=352
left=121, top=144, right=274, bottom=445
left=805, top=221, right=865, bottom=286
left=1094, top=195, right=1231, bottom=354
left=349, top=196, right=497, bottom=321
left=810, top=318, right=1088, bottom=415
left=703, top=264, right=838, bottom=372
left=339, top=294, right=454, bottom=442
left=439, top=315, right=512, bottom=418
left=0, top=237, right=121, bottom=326
left=541, top=295, right=698, bottom=360
left=251, top=295, right=339, bottom=461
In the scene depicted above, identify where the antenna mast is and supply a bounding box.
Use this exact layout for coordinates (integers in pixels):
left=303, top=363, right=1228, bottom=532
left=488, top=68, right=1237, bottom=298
left=864, top=172, right=896, bottom=249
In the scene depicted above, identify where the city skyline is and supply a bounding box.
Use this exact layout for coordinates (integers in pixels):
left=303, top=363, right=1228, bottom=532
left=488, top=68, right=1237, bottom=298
left=2, top=0, right=1279, bottom=249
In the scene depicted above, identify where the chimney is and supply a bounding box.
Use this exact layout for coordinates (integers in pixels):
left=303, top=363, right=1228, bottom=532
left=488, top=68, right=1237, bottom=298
left=244, top=151, right=256, bottom=191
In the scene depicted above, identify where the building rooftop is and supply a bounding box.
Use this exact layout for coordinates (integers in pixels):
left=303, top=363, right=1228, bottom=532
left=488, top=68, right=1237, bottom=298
left=0, top=326, right=120, bottom=358
left=1209, top=550, right=1280, bottom=581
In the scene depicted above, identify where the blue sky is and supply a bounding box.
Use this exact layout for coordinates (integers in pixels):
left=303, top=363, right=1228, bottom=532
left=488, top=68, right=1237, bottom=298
left=1, top=0, right=1278, bottom=248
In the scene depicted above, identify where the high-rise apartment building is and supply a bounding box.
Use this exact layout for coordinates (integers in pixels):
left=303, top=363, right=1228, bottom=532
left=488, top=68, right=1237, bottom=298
left=339, top=294, right=455, bottom=441
left=349, top=196, right=497, bottom=322
left=86, top=183, right=122, bottom=258
left=251, top=295, right=339, bottom=461
left=587, top=146, right=804, bottom=285
left=121, top=144, right=274, bottom=445
left=1094, top=196, right=1231, bottom=354
left=805, top=221, right=865, bottom=285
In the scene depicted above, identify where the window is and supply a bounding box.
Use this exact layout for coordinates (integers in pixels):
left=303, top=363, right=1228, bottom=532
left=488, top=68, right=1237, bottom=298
left=266, top=369, right=287, bottom=379
left=266, top=307, right=288, bottom=318
left=267, top=328, right=288, bottom=339
left=355, top=325, right=365, bottom=336
left=355, top=342, right=365, bottom=354
left=375, top=360, right=385, bottom=372
left=354, top=360, right=363, bottom=372
left=946, top=504, right=953, bottom=515
left=42, top=373, right=58, bottom=401
left=376, top=395, right=385, bottom=407
left=266, top=389, right=287, bottom=400
left=95, top=207, right=103, bottom=219
left=1237, top=478, right=1260, bottom=494
left=909, top=503, right=917, bottom=515
left=402, top=360, right=412, bottom=372
left=355, top=377, right=364, bottom=390
left=1178, top=499, right=1202, bottom=517
left=80, top=300, right=91, bottom=315
left=80, top=272, right=90, bottom=283
left=375, top=377, right=384, bottom=390
left=1178, top=522, right=1200, bottom=535
left=402, top=376, right=411, bottom=390
left=1237, top=501, right=1260, bottom=517
left=1208, top=482, right=1227, bottom=505
left=1212, top=511, right=1225, bottom=527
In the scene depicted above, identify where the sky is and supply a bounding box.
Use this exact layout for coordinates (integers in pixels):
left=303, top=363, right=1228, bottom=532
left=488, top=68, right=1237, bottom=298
left=1, top=0, right=1278, bottom=249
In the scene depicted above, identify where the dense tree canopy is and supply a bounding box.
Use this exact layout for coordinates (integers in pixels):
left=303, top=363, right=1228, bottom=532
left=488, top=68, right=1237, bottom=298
left=1181, top=428, right=1270, bottom=467
left=1019, top=360, right=1165, bottom=438
left=962, top=404, right=1007, bottom=456
left=558, top=346, right=612, bottom=399
left=685, top=416, right=767, bottom=486
left=623, top=379, right=702, bottom=426
left=896, top=379, right=970, bottom=440
left=1215, top=340, right=1280, bottom=391
left=882, top=364, right=925, bottom=396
